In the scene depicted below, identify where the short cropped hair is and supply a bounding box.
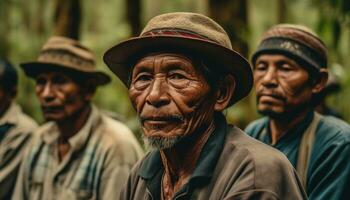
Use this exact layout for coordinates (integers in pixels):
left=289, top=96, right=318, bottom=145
left=0, top=59, right=18, bottom=94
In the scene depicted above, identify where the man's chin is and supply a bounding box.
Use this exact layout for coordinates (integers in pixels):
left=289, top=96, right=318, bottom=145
left=43, top=113, right=65, bottom=122
left=143, top=135, right=184, bottom=150
left=258, top=109, right=284, bottom=119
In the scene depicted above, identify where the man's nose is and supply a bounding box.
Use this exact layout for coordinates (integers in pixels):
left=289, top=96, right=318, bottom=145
left=260, top=67, right=278, bottom=88
left=146, top=77, right=170, bottom=107
left=40, top=83, right=55, bottom=103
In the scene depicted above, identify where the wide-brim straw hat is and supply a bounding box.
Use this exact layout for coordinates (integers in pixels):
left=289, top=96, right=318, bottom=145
left=21, top=36, right=111, bottom=85
left=104, top=12, right=253, bottom=106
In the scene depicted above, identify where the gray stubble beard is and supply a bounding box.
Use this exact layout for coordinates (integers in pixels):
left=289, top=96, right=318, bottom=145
left=143, top=135, right=185, bottom=150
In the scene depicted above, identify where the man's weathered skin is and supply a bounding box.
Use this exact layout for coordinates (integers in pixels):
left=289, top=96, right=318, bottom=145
left=35, top=72, right=92, bottom=160
left=129, top=53, right=234, bottom=199
left=254, top=54, right=326, bottom=144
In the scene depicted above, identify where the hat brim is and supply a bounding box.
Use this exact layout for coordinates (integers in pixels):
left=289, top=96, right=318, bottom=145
left=103, top=35, right=253, bottom=106
left=20, top=62, right=111, bottom=86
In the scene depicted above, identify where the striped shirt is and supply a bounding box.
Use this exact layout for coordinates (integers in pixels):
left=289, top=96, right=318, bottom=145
left=14, top=105, right=144, bottom=200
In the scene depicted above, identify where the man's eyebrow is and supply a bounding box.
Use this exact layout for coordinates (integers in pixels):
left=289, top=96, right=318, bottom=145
left=275, top=59, right=297, bottom=67
left=132, top=62, right=154, bottom=77
left=254, top=59, right=267, bottom=68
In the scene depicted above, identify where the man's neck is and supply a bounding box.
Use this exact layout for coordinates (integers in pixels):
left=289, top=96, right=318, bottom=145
left=56, top=104, right=91, bottom=143
left=159, top=121, right=215, bottom=200
left=0, top=101, right=11, bottom=119
left=55, top=104, right=91, bottom=162
left=269, top=109, right=311, bottom=145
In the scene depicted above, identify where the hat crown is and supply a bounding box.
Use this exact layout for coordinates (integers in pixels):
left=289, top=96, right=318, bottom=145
left=261, top=24, right=327, bottom=60
left=141, top=12, right=233, bottom=50
left=37, top=36, right=97, bottom=72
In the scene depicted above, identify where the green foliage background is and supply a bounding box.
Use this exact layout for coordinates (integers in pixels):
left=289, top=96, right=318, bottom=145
left=1, top=0, right=349, bottom=137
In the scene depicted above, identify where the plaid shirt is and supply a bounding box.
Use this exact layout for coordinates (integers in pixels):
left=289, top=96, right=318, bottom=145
left=0, top=103, right=38, bottom=199
left=14, top=105, right=143, bottom=200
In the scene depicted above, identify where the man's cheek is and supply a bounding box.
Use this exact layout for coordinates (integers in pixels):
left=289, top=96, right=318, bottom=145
left=129, top=90, right=147, bottom=112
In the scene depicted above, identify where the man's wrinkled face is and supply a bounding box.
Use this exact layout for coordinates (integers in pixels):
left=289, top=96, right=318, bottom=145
left=129, top=53, right=216, bottom=149
left=254, top=54, right=314, bottom=118
left=35, top=71, right=90, bottom=122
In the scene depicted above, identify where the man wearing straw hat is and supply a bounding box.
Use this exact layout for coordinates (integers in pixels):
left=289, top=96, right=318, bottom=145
left=246, top=24, right=350, bottom=199
left=14, top=36, right=144, bottom=199
left=0, top=59, right=38, bottom=199
left=104, top=12, right=306, bottom=200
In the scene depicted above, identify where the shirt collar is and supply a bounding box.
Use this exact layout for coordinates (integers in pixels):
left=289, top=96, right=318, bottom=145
left=0, top=102, right=20, bottom=125
left=41, top=104, right=100, bottom=151
left=263, top=111, right=315, bottom=146
left=138, top=113, right=228, bottom=198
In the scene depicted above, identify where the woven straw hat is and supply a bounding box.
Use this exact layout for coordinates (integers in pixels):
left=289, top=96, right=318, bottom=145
left=103, top=12, right=253, bottom=106
left=21, top=36, right=110, bottom=85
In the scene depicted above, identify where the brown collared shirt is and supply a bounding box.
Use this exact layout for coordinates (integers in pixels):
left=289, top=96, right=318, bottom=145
left=121, top=114, right=307, bottom=200
left=14, top=105, right=144, bottom=200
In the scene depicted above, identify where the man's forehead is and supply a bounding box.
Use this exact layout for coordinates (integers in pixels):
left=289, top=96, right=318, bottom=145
left=256, top=54, right=299, bottom=65
left=35, top=70, right=72, bottom=79
left=136, top=52, right=193, bottom=63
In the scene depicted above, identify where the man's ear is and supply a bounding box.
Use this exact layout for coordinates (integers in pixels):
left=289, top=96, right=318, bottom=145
left=312, top=68, right=328, bottom=94
left=214, top=75, right=236, bottom=112
left=83, top=82, right=97, bottom=101
left=10, top=87, right=17, bottom=99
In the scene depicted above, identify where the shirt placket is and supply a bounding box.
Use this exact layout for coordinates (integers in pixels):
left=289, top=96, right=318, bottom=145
left=51, top=144, right=75, bottom=199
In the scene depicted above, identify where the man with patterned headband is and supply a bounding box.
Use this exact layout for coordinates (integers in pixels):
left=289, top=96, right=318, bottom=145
left=246, top=24, right=350, bottom=199
left=104, top=12, right=306, bottom=199
left=13, top=36, right=143, bottom=199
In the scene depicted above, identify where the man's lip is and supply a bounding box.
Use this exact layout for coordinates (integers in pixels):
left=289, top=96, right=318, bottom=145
left=258, top=94, right=286, bottom=103
left=42, top=106, right=63, bottom=112
left=258, top=93, right=285, bottom=100
left=140, top=116, right=183, bottom=123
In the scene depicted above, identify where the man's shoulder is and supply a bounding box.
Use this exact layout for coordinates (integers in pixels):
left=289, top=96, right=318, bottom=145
left=227, top=127, right=293, bottom=169
left=244, top=117, right=268, bottom=137
left=223, top=127, right=299, bottom=186
left=316, top=115, right=350, bottom=144
left=211, top=127, right=305, bottom=198
left=6, top=103, right=38, bottom=135
left=16, top=111, right=38, bottom=131
left=92, top=112, right=144, bottom=161
left=97, top=113, right=139, bottom=144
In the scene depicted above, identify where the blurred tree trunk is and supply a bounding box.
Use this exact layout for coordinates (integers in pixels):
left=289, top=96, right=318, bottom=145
left=208, top=0, right=255, bottom=128
left=34, top=0, right=46, bottom=35
left=0, top=0, right=10, bottom=59
left=54, top=0, right=81, bottom=40
left=126, top=0, right=141, bottom=36
left=277, top=0, right=287, bottom=23
left=208, top=0, right=248, bottom=57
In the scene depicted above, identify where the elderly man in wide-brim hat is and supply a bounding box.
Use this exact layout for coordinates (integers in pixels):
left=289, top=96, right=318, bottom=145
left=245, top=24, right=350, bottom=199
left=104, top=12, right=307, bottom=200
left=13, top=36, right=144, bottom=200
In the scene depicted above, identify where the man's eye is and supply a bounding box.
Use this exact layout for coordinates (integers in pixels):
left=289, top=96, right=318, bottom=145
left=169, top=73, right=186, bottom=80
left=133, top=73, right=152, bottom=89
left=280, top=63, right=293, bottom=71
left=135, top=74, right=152, bottom=82
left=52, top=75, right=69, bottom=84
left=254, top=63, right=267, bottom=71
left=36, top=77, right=47, bottom=86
